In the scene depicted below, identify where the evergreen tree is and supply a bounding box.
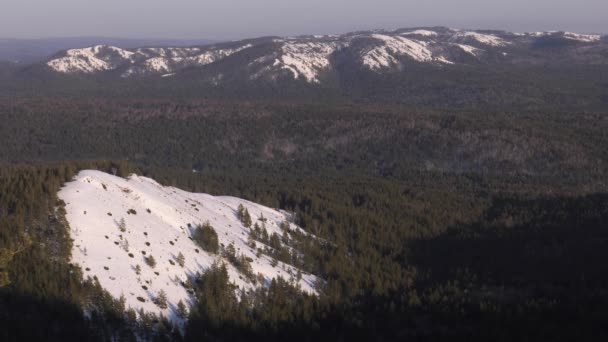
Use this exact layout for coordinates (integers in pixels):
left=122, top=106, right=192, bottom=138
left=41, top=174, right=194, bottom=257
left=176, top=300, right=188, bottom=319
left=145, top=255, right=156, bottom=268
left=118, top=218, right=127, bottom=232
left=193, top=221, right=219, bottom=254
left=280, top=220, right=290, bottom=232
left=242, top=208, right=252, bottom=228
left=156, top=289, right=168, bottom=309
left=0, top=248, right=13, bottom=287
left=223, top=243, right=237, bottom=264
left=237, top=204, right=245, bottom=220
left=176, top=252, right=185, bottom=267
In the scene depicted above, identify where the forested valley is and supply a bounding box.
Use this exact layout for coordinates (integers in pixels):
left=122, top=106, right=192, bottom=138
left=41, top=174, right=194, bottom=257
left=0, top=85, right=607, bottom=341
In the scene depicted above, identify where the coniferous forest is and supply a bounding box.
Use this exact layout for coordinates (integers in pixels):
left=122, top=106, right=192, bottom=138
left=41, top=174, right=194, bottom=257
left=1, top=67, right=608, bottom=342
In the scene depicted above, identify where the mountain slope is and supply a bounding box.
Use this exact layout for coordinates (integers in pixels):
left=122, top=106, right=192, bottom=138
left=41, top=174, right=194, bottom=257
left=58, top=170, right=318, bottom=323
left=0, top=37, right=216, bottom=64
left=41, top=27, right=607, bottom=84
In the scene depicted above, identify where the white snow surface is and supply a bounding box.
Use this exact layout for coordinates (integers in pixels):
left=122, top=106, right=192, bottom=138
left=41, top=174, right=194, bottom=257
left=401, top=30, right=438, bottom=37
left=563, top=32, right=601, bottom=42
left=362, top=34, right=450, bottom=70
left=453, top=31, right=508, bottom=46
left=47, top=45, right=132, bottom=73
left=45, top=29, right=604, bottom=77
left=48, top=44, right=252, bottom=74
left=527, top=31, right=553, bottom=37
left=58, top=170, right=318, bottom=322
left=187, top=44, right=252, bottom=66
left=525, top=31, right=600, bottom=42
left=272, top=41, right=344, bottom=82
left=142, top=57, right=172, bottom=73
left=455, top=44, right=483, bottom=56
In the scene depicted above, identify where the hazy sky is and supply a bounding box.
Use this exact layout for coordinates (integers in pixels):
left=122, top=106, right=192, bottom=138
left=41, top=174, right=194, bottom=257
left=2, top=0, right=607, bottom=39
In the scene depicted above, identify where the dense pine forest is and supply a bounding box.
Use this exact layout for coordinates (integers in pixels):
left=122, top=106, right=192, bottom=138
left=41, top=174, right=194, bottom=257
left=1, top=70, right=608, bottom=342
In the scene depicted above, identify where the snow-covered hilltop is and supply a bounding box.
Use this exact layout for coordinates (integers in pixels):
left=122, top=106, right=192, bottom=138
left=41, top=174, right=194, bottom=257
left=47, top=44, right=253, bottom=76
left=58, top=170, right=318, bottom=323
left=44, top=27, right=607, bottom=83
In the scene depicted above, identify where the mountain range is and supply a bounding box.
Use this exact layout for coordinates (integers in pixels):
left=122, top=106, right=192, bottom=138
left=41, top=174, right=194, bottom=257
left=0, top=37, right=216, bottom=64
left=36, top=27, right=606, bottom=84
left=2, top=27, right=607, bottom=109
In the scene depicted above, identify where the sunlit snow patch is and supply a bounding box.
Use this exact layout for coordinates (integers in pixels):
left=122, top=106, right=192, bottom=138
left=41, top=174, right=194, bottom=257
left=58, top=170, right=318, bottom=324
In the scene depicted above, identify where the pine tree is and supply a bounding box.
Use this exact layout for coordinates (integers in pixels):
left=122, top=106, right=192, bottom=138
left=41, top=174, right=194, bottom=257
left=223, top=243, right=237, bottom=264
left=242, top=208, right=252, bottom=228
left=270, top=233, right=282, bottom=250
left=126, top=308, right=137, bottom=324
left=237, top=204, right=245, bottom=219
left=0, top=248, right=13, bottom=287
left=145, top=255, right=156, bottom=268
left=118, top=218, right=127, bottom=232
left=176, top=252, right=185, bottom=267
left=156, top=289, right=168, bottom=309
left=118, top=294, right=127, bottom=312
left=121, top=239, right=129, bottom=252
left=280, top=220, right=290, bottom=232
left=176, top=300, right=188, bottom=319
left=193, top=221, right=219, bottom=254
left=247, top=236, right=256, bottom=249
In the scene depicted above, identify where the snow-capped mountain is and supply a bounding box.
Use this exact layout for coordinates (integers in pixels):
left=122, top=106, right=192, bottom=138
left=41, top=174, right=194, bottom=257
left=43, top=27, right=607, bottom=84
left=58, top=170, right=318, bottom=324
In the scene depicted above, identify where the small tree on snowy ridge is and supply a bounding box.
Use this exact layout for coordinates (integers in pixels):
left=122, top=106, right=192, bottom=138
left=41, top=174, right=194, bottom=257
left=237, top=204, right=252, bottom=228
left=118, top=218, right=126, bottom=232
left=155, top=289, right=168, bottom=309
left=193, top=221, right=219, bottom=254
left=145, top=255, right=156, bottom=268
left=176, top=252, right=185, bottom=267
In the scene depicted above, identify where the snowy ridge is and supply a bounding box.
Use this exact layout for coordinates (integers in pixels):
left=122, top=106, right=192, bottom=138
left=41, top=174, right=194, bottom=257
left=58, top=170, right=318, bottom=323
left=453, top=31, right=509, bottom=46
left=527, top=31, right=554, bottom=37
left=44, top=27, right=608, bottom=81
left=362, top=34, right=449, bottom=70
left=142, top=57, right=172, bottom=73
left=525, top=31, right=600, bottom=42
left=47, top=45, right=133, bottom=73
left=187, top=44, right=252, bottom=66
left=401, top=30, right=438, bottom=37
left=121, top=45, right=253, bottom=77
left=271, top=41, right=344, bottom=82
left=563, top=32, right=601, bottom=43
left=48, top=44, right=253, bottom=75
left=455, top=44, right=483, bottom=56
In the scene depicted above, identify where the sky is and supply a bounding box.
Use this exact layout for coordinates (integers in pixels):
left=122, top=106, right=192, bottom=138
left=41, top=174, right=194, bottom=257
left=1, top=0, right=607, bottom=40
